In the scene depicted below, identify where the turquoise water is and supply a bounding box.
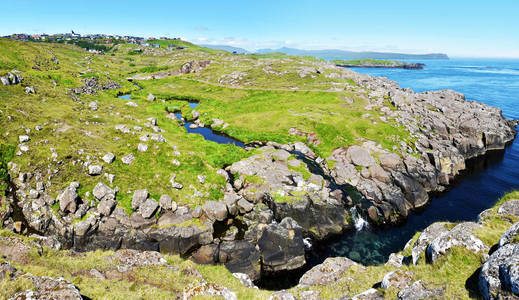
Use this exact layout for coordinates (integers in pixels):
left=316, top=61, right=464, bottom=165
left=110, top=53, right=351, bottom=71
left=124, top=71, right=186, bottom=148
left=316, top=58, right=519, bottom=265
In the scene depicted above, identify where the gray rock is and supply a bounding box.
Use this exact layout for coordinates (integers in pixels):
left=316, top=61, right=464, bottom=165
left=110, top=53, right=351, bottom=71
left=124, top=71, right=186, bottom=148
left=299, top=256, right=357, bottom=286
left=11, top=276, right=83, bottom=300
left=0, top=262, right=16, bottom=281
left=159, top=194, right=172, bottom=210
left=24, top=86, right=36, bottom=94
left=381, top=269, right=412, bottom=289
left=88, top=165, right=103, bottom=176
left=191, top=206, right=203, bottom=218
left=121, top=153, right=135, bottom=165
left=150, top=133, right=166, bottom=143
left=480, top=242, right=519, bottom=300
left=137, top=143, right=148, bottom=152
left=92, top=182, right=115, bottom=202
left=258, top=217, right=305, bottom=272
left=498, top=200, right=519, bottom=216
left=98, top=199, right=116, bottom=216
left=132, top=189, right=148, bottom=210
left=379, top=153, right=403, bottom=169
left=18, top=135, right=30, bottom=143
left=386, top=253, right=405, bottom=268
left=351, top=288, right=384, bottom=300
left=183, top=279, right=237, bottom=300
left=57, top=187, right=79, bottom=213
left=140, top=198, right=159, bottom=219
left=426, top=222, right=488, bottom=263
left=499, top=222, right=519, bottom=247
left=202, top=201, right=228, bottom=221
left=102, top=153, right=115, bottom=163
left=268, top=291, right=296, bottom=300
left=232, top=273, right=257, bottom=289
left=272, top=149, right=291, bottom=161
left=411, top=223, right=449, bottom=264
left=219, top=240, right=261, bottom=281
left=170, top=174, right=183, bottom=189
left=191, top=110, right=200, bottom=120
left=397, top=280, right=444, bottom=300
left=147, top=93, right=156, bottom=101
left=237, top=198, right=254, bottom=214
left=347, top=145, right=375, bottom=167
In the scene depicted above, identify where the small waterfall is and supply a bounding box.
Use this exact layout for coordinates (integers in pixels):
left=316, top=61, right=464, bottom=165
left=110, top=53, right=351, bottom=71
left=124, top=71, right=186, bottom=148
left=350, top=207, right=369, bottom=231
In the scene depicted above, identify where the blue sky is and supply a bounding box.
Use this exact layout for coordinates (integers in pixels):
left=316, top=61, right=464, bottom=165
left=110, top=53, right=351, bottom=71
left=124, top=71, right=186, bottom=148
left=1, top=0, right=519, bottom=57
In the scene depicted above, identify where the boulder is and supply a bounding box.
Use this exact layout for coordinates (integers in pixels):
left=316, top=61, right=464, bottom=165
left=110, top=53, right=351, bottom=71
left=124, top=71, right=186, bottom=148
left=257, top=217, right=305, bottom=272
left=121, top=153, right=135, bottom=165
left=232, top=273, right=257, bottom=289
left=386, top=253, right=405, bottom=268
left=411, top=223, right=449, bottom=264
left=498, top=200, right=519, bottom=216
left=132, top=189, right=148, bottom=210
left=57, top=187, right=79, bottom=213
left=147, top=93, right=156, bottom=101
left=92, top=182, right=115, bottom=202
left=397, top=280, right=444, bottom=300
left=159, top=194, right=173, bottom=210
left=347, top=145, right=375, bottom=167
left=98, top=199, right=116, bottom=216
left=268, top=291, right=297, bottom=300
left=350, top=288, right=384, bottom=300
left=479, top=243, right=519, bottom=300
left=237, top=198, right=254, bottom=214
left=379, top=153, right=403, bottom=169
left=426, top=222, right=488, bottom=263
left=0, top=262, right=16, bottom=281
left=381, top=270, right=412, bottom=289
left=272, top=149, right=291, bottom=161
left=202, top=201, right=228, bottom=221
left=499, top=222, right=519, bottom=247
left=88, top=165, right=103, bottom=176
left=102, top=153, right=115, bottom=163
left=183, top=280, right=237, bottom=300
left=18, top=135, right=30, bottom=143
left=10, top=276, right=82, bottom=300
left=140, top=198, right=159, bottom=219
left=0, top=237, right=37, bottom=264
left=219, top=240, right=261, bottom=280
left=110, top=249, right=166, bottom=272
left=299, top=257, right=358, bottom=286
left=137, top=143, right=148, bottom=152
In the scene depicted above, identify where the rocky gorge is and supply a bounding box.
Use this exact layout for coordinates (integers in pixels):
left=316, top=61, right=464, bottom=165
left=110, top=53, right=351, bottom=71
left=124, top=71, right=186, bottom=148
left=0, top=37, right=518, bottom=299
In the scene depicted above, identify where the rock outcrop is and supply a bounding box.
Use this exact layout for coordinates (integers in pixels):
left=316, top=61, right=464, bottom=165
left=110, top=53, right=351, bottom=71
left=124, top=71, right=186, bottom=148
left=479, top=221, right=519, bottom=300
left=0, top=70, right=23, bottom=86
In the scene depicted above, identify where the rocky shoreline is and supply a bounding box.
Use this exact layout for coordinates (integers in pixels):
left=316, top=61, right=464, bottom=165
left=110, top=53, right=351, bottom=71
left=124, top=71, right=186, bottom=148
left=1, top=65, right=516, bottom=287
left=336, top=62, right=425, bottom=69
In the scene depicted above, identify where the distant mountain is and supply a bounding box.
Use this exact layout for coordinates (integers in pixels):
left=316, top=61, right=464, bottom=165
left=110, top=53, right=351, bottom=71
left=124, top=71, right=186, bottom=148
left=255, top=47, right=449, bottom=60
left=200, top=44, right=250, bottom=54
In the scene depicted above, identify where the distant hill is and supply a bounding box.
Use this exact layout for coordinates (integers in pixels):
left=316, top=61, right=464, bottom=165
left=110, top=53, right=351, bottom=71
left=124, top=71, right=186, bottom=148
left=199, top=44, right=250, bottom=54
left=255, top=47, right=449, bottom=60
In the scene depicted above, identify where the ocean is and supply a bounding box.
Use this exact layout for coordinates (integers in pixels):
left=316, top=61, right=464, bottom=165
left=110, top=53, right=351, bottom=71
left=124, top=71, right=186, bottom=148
left=316, top=58, right=519, bottom=265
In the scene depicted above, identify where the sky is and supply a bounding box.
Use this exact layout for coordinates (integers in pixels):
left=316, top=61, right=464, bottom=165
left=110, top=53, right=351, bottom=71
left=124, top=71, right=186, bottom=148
left=1, top=0, right=518, bottom=58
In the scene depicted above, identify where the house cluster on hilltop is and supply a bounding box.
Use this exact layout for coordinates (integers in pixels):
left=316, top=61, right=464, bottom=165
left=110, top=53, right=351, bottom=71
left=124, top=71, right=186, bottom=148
left=2, top=31, right=188, bottom=54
